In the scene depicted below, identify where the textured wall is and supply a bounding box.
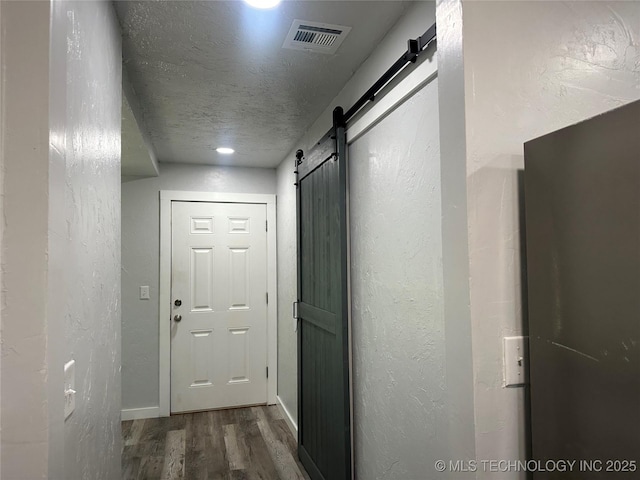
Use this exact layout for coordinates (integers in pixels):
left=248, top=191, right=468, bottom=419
left=1, top=1, right=122, bottom=478
left=434, top=0, right=478, bottom=463
left=51, top=1, right=123, bottom=478
left=275, top=0, right=439, bottom=434
left=122, top=163, right=276, bottom=410
left=121, top=91, right=158, bottom=178
left=350, top=79, right=448, bottom=479
left=460, top=2, right=640, bottom=477
left=275, top=158, right=298, bottom=424
left=122, top=67, right=160, bottom=179
left=0, top=2, right=51, bottom=478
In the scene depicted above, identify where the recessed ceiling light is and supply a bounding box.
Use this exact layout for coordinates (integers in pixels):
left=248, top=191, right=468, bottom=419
left=216, top=147, right=235, bottom=154
left=244, top=0, right=281, bottom=9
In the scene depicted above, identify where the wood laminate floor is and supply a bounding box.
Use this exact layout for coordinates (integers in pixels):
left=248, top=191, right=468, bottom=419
left=122, top=406, right=311, bottom=480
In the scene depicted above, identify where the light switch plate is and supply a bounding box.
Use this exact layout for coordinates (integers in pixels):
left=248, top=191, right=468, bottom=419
left=64, top=360, right=76, bottom=420
left=503, top=336, right=529, bottom=387
left=140, top=285, right=150, bottom=300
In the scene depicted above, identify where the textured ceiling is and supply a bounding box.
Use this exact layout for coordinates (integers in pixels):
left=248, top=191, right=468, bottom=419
left=115, top=0, right=412, bottom=168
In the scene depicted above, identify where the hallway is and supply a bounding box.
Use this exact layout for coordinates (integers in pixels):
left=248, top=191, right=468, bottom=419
left=3, top=0, right=640, bottom=478
left=122, top=406, right=309, bottom=480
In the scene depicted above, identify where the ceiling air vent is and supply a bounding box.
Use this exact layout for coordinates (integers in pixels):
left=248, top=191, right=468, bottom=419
left=283, top=20, right=352, bottom=55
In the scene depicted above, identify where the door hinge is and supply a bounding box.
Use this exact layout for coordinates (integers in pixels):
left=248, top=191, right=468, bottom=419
left=266, top=292, right=269, bottom=304
left=266, top=220, right=268, bottom=232
left=266, top=366, right=269, bottom=378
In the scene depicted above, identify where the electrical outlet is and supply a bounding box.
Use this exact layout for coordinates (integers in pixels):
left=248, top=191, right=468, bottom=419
left=140, top=285, right=150, bottom=300
left=64, top=360, right=76, bottom=420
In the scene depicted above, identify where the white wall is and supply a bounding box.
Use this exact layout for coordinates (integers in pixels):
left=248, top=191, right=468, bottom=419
left=434, top=0, right=478, bottom=463
left=1, top=1, right=122, bottom=478
left=457, top=1, right=640, bottom=477
left=275, top=160, right=298, bottom=426
left=121, top=163, right=276, bottom=411
left=56, top=2, right=122, bottom=477
left=349, top=77, right=448, bottom=479
left=121, top=67, right=160, bottom=179
left=1, top=3, right=51, bottom=477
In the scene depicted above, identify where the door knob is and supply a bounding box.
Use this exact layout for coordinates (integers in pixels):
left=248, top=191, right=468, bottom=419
left=174, top=315, right=182, bottom=322
left=174, top=299, right=182, bottom=307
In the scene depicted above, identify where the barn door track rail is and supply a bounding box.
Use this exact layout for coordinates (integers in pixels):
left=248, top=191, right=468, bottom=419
left=343, top=22, right=436, bottom=123
left=295, top=22, right=436, bottom=175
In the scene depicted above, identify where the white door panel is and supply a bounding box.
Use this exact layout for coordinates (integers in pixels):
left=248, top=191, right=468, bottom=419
left=171, top=201, right=268, bottom=413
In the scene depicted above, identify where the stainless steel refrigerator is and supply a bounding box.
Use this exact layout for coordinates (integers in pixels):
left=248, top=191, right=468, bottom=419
left=525, top=100, right=640, bottom=479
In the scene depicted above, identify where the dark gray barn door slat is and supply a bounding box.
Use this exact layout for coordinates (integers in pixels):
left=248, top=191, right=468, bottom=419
left=299, top=303, right=336, bottom=335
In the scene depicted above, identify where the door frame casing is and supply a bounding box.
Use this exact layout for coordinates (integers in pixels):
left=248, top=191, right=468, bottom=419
left=159, top=190, right=278, bottom=417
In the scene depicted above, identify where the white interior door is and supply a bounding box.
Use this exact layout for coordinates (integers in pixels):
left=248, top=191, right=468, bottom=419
left=170, top=201, right=268, bottom=413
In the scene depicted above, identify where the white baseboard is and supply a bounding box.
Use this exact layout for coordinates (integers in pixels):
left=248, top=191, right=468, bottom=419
left=121, top=406, right=160, bottom=421
left=276, top=395, right=298, bottom=439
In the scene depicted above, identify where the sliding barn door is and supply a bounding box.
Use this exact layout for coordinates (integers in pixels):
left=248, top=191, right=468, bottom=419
left=296, top=107, right=352, bottom=480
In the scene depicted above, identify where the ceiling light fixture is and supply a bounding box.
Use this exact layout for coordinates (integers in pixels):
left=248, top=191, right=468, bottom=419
left=244, top=0, right=281, bottom=9
left=216, top=147, right=235, bottom=154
